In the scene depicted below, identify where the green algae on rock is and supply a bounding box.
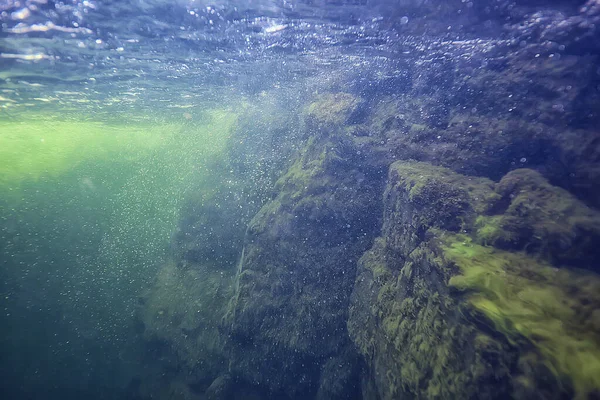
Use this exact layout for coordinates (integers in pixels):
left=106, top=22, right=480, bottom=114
left=223, top=112, right=383, bottom=398
left=382, top=161, right=499, bottom=255
left=350, top=237, right=514, bottom=400
left=474, top=169, right=600, bottom=269
left=349, top=160, right=600, bottom=400
left=303, top=93, right=361, bottom=128
left=349, top=161, right=515, bottom=400
left=442, top=235, right=600, bottom=399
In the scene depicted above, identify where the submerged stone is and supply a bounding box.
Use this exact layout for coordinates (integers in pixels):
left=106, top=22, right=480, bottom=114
left=303, top=93, right=361, bottom=128
left=475, top=168, right=600, bottom=269
left=348, top=160, right=600, bottom=400
left=223, top=123, right=383, bottom=398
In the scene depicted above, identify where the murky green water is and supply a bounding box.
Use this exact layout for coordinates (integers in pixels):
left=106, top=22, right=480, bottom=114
left=0, top=109, right=239, bottom=397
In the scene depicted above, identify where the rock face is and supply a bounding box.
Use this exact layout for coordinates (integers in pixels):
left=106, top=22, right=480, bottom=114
left=348, top=162, right=515, bottom=400
left=348, top=161, right=600, bottom=400
left=475, top=168, right=600, bottom=269
left=137, top=260, right=235, bottom=399
left=223, top=95, right=384, bottom=399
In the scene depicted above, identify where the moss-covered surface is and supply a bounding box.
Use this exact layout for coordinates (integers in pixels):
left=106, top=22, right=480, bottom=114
left=348, top=160, right=600, bottom=400
left=303, top=93, right=361, bottom=128
left=223, top=110, right=384, bottom=398
left=474, top=169, right=600, bottom=269
left=382, top=161, right=499, bottom=255
left=125, top=87, right=600, bottom=400
left=350, top=237, right=516, bottom=399
left=442, top=234, right=600, bottom=398
left=349, top=161, right=515, bottom=400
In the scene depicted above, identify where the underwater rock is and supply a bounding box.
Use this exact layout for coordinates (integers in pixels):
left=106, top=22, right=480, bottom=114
left=228, top=92, right=306, bottom=196
left=454, top=46, right=600, bottom=130
left=363, top=100, right=560, bottom=182
left=134, top=96, right=340, bottom=400
left=173, top=184, right=247, bottom=267
left=349, top=161, right=515, bottom=400
left=363, top=93, right=600, bottom=208
left=551, top=129, right=600, bottom=209
left=223, top=124, right=384, bottom=398
left=476, top=168, right=600, bottom=269
left=348, top=160, right=600, bottom=399
left=315, top=346, right=362, bottom=400
left=303, top=92, right=362, bottom=131
left=137, top=260, right=234, bottom=399
left=511, top=0, right=600, bottom=56
left=443, top=234, right=600, bottom=400
left=172, top=99, right=305, bottom=269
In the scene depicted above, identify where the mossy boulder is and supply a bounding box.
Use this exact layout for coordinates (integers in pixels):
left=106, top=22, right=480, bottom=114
left=350, top=237, right=517, bottom=400
left=474, top=168, right=600, bottom=269
left=224, top=133, right=383, bottom=399
left=383, top=161, right=499, bottom=255
left=348, top=160, right=600, bottom=400
left=443, top=234, right=600, bottom=399
left=303, top=93, right=361, bottom=129
left=349, top=161, right=515, bottom=400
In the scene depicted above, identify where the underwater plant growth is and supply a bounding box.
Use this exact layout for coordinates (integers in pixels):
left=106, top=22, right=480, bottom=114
left=2, top=0, right=600, bottom=400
